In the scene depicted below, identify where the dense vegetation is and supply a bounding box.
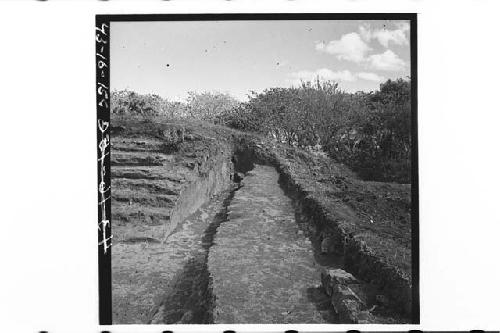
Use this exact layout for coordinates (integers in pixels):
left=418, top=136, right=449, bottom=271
left=111, top=77, right=412, bottom=183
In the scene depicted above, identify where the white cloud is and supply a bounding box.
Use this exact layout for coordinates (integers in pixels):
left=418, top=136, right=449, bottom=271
left=367, top=50, right=406, bottom=71
left=357, top=72, right=385, bottom=82
left=290, top=68, right=357, bottom=84
left=315, top=32, right=371, bottom=63
left=374, top=29, right=408, bottom=48
left=315, top=24, right=409, bottom=72
left=359, top=21, right=410, bottom=48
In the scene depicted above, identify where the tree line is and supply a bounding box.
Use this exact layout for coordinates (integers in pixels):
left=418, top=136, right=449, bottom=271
left=111, top=77, right=412, bottom=183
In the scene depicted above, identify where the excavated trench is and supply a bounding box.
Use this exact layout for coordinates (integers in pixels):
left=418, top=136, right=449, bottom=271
left=208, top=164, right=338, bottom=323
left=145, top=149, right=342, bottom=324
left=148, top=187, right=237, bottom=324
left=114, top=146, right=403, bottom=324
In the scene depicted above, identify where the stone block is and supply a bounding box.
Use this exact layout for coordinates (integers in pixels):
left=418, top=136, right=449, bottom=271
left=321, top=268, right=367, bottom=323
left=333, top=298, right=362, bottom=323
left=321, top=268, right=359, bottom=294
left=332, top=284, right=365, bottom=306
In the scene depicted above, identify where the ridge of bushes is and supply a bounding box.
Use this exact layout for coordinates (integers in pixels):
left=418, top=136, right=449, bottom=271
left=111, top=77, right=412, bottom=183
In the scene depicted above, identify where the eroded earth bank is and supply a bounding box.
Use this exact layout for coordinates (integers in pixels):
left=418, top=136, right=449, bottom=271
left=111, top=118, right=413, bottom=324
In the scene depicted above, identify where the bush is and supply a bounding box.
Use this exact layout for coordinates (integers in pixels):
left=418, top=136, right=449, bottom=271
left=111, top=90, right=240, bottom=124
left=185, top=91, right=240, bottom=123
left=225, top=77, right=412, bottom=183
left=110, top=78, right=412, bottom=183
left=327, top=79, right=411, bottom=182
left=111, top=90, right=189, bottom=120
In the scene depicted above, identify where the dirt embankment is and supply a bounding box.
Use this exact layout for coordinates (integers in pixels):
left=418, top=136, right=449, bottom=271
left=111, top=117, right=413, bottom=322
left=233, top=135, right=413, bottom=318
left=111, top=118, right=237, bottom=242
left=111, top=118, right=238, bottom=323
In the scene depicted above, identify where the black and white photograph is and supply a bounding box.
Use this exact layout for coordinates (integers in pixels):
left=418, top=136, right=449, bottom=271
left=3, top=0, right=500, bottom=332
left=102, top=14, right=418, bottom=325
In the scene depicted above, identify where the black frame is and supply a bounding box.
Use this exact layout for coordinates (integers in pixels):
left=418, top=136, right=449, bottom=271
left=96, top=13, right=418, bottom=325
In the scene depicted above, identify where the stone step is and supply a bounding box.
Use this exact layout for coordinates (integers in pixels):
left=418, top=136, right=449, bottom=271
left=111, top=151, right=175, bottom=166
left=112, top=189, right=177, bottom=208
left=111, top=166, right=179, bottom=181
left=112, top=201, right=171, bottom=226
left=111, top=137, right=167, bottom=153
left=112, top=178, right=182, bottom=196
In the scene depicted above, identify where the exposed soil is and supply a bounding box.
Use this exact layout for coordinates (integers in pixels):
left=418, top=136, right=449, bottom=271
left=111, top=118, right=236, bottom=323
left=209, top=165, right=336, bottom=323
left=278, top=146, right=412, bottom=276
left=110, top=117, right=413, bottom=323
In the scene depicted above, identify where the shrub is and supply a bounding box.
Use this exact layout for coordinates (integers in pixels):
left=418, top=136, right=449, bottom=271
left=225, top=77, right=412, bottom=183
left=111, top=90, right=189, bottom=120
left=327, top=79, right=411, bottom=182
left=185, top=91, right=240, bottom=123
left=110, top=78, right=412, bottom=183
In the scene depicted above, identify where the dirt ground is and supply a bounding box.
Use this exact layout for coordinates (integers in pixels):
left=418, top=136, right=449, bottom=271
left=110, top=116, right=413, bottom=322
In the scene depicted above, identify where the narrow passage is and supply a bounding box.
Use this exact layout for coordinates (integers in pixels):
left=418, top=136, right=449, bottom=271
left=208, top=165, right=336, bottom=323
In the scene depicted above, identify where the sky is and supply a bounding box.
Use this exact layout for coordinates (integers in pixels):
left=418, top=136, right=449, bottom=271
left=111, top=20, right=411, bottom=102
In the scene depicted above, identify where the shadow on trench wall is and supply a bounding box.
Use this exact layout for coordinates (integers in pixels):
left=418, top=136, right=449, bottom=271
left=148, top=188, right=239, bottom=324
